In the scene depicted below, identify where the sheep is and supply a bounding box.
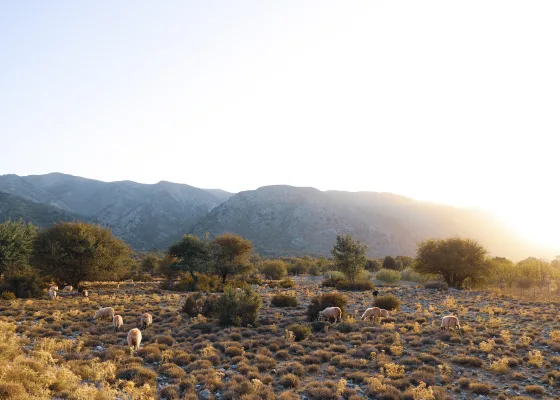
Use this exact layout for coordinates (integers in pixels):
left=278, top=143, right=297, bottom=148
left=140, top=313, right=152, bottom=329
left=48, top=288, right=57, bottom=300
left=82, top=290, right=89, bottom=297
left=361, top=307, right=382, bottom=321
left=380, top=309, right=390, bottom=318
left=93, top=307, right=115, bottom=321
left=49, top=285, right=59, bottom=292
left=317, top=307, right=342, bottom=323
left=127, top=328, right=142, bottom=351
left=62, top=285, right=73, bottom=292
left=113, top=315, right=124, bottom=331
left=440, top=315, right=461, bottom=331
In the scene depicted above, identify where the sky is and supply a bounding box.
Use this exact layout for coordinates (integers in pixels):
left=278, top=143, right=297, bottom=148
left=0, top=1, right=559, bottom=251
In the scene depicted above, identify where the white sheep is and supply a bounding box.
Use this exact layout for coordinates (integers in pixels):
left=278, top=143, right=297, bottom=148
left=380, top=309, right=390, bottom=318
left=441, top=315, right=461, bottom=331
left=113, top=315, right=124, bottom=331
left=49, top=285, right=59, bottom=292
left=127, top=328, right=142, bottom=351
left=140, top=313, right=152, bottom=329
left=62, top=285, right=73, bottom=292
left=361, top=307, right=382, bottom=321
left=93, top=307, right=115, bottom=321
left=82, top=290, right=89, bottom=297
left=317, top=307, right=342, bottom=323
left=48, top=289, right=57, bottom=300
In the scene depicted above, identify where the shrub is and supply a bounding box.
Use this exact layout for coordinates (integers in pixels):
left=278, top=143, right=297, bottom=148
left=424, top=281, right=449, bottom=290
left=311, top=321, right=328, bottom=332
left=374, top=294, right=401, bottom=311
left=6, top=272, right=44, bottom=298
left=279, top=278, right=295, bottom=288
left=172, top=274, right=222, bottom=292
left=271, top=294, right=298, bottom=307
left=401, top=268, right=426, bottom=282
left=287, top=324, right=312, bottom=341
left=262, top=260, right=288, bottom=280
left=181, top=292, right=220, bottom=317
left=217, top=286, right=262, bottom=327
left=375, top=269, right=402, bottom=283
left=307, top=293, right=347, bottom=321
left=321, top=276, right=345, bottom=288
left=0, top=291, right=16, bottom=300
left=335, top=280, right=374, bottom=291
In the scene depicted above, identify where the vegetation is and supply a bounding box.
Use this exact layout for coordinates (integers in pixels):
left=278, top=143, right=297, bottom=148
left=211, top=233, right=253, bottom=284
left=307, top=292, right=347, bottom=321
left=414, top=237, right=488, bottom=288
left=216, top=285, right=262, bottom=326
left=376, top=268, right=402, bottom=283
left=334, top=279, right=374, bottom=291
left=261, top=260, right=288, bottom=280
left=287, top=324, right=312, bottom=341
left=330, top=234, right=367, bottom=282
left=271, top=294, right=298, bottom=307
left=374, top=294, right=401, bottom=311
left=382, top=255, right=399, bottom=270
left=33, top=222, right=132, bottom=288
left=167, top=234, right=211, bottom=282
left=0, top=219, right=37, bottom=275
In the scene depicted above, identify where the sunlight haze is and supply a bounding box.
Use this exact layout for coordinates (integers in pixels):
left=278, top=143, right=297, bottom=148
left=1, top=1, right=558, bottom=251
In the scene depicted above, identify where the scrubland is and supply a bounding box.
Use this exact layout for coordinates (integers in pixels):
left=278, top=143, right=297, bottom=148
left=0, top=278, right=559, bottom=400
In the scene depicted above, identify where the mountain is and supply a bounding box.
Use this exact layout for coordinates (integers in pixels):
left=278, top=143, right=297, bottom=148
left=0, top=173, right=232, bottom=249
left=190, top=185, right=547, bottom=260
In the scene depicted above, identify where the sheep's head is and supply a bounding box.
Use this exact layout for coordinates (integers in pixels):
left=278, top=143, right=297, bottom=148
left=317, top=312, right=326, bottom=321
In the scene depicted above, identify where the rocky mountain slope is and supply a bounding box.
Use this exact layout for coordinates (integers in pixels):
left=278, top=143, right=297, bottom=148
left=191, top=185, right=544, bottom=260
left=0, top=173, right=232, bottom=249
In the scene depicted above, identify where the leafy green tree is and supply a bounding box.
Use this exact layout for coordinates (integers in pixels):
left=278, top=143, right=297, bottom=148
left=414, top=237, right=488, bottom=288
left=487, top=257, right=517, bottom=287
left=395, top=255, right=414, bottom=269
left=167, top=234, right=211, bottom=283
left=330, top=234, right=367, bottom=282
left=33, top=222, right=132, bottom=288
left=382, top=255, right=401, bottom=270
left=140, top=252, right=161, bottom=274
left=365, top=258, right=382, bottom=272
left=211, top=233, right=253, bottom=284
left=0, top=219, right=37, bottom=275
left=261, top=260, right=287, bottom=280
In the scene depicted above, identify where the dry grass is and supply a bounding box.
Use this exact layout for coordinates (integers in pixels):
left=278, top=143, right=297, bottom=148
left=0, top=278, right=558, bottom=399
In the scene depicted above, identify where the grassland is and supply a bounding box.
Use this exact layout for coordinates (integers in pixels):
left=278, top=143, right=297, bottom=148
left=0, top=277, right=559, bottom=399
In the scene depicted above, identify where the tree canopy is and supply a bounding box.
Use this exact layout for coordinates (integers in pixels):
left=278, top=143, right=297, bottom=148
left=167, top=234, right=211, bottom=281
left=0, top=219, right=37, bottom=275
left=211, top=233, right=253, bottom=283
left=414, top=237, right=488, bottom=288
left=330, top=234, right=367, bottom=282
left=33, top=222, right=132, bottom=287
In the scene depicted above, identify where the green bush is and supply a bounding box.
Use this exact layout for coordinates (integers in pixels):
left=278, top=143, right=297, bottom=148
left=335, top=280, right=374, bottom=291
left=271, top=294, right=298, bottom=307
left=374, top=294, right=401, bottom=311
left=0, top=291, right=16, bottom=300
left=6, top=272, right=44, bottom=298
left=261, top=260, right=288, bottom=280
left=173, top=274, right=223, bottom=292
left=279, top=278, right=295, bottom=288
left=401, top=268, right=425, bottom=282
left=424, top=281, right=449, bottom=290
left=217, top=286, right=262, bottom=327
left=321, top=276, right=345, bottom=288
left=287, top=324, right=311, bottom=342
left=375, top=269, right=402, bottom=283
left=307, top=293, right=347, bottom=321
left=181, top=292, right=220, bottom=317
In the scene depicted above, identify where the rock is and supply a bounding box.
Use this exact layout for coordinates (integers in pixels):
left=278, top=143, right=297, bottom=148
left=199, top=389, right=211, bottom=400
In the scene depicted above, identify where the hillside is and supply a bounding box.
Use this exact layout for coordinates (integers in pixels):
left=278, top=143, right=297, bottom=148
left=0, top=173, right=232, bottom=249
left=191, top=185, right=544, bottom=260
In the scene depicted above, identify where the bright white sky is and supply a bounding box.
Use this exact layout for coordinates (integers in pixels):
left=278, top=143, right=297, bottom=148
left=0, top=1, right=558, bottom=250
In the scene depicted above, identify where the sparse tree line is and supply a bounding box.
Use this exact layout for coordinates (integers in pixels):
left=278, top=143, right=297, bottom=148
left=0, top=219, right=558, bottom=299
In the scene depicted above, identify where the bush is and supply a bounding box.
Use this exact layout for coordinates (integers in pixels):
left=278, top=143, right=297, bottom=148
left=335, top=280, right=374, bottom=291
left=181, top=292, right=220, bottom=317
left=307, top=293, right=347, bottom=321
left=321, top=276, right=345, bottom=288
left=424, top=281, right=449, bottom=290
left=374, top=294, right=401, bottom=311
left=271, top=294, right=298, bottom=307
left=217, top=286, right=262, bottom=327
left=173, top=274, right=223, bottom=292
left=287, top=324, right=312, bottom=341
left=0, top=291, right=16, bottom=300
left=279, top=278, right=295, bottom=288
left=375, top=269, right=402, bottom=283
left=311, top=321, right=328, bottom=332
left=6, top=272, right=44, bottom=298
left=261, top=260, right=288, bottom=280
left=401, top=268, right=425, bottom=282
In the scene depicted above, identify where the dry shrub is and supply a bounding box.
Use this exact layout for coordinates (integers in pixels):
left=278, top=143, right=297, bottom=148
left=307, top=293, right=347, bottom=321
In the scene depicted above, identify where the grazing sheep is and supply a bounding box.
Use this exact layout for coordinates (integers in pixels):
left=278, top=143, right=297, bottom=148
left=380, top=309, right=390, bottom=318
left=62, top=285, right=73, bottom=292
left=82, top=290, right=89, bottom=297
left=93, top=307, right=115, bottom=321
left=127, top=328, right=142, bottom=351
left=49, top=285, right=59, bottom=292
left=317, top=307, right=342, bottom=323
left=441, top=315, right=461, bottom=331
left=361, top=307, right=382, bottom=321
left=48, top=289, right=57, bottom=300
left=113, top=315, right=124, bottom=331
left=140, top=313, right=152, bottom=329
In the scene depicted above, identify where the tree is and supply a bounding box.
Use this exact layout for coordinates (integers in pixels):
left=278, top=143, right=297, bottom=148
left=382, top=256, right=399, bottom=270
left=396, top=255, right=414, bottom=269
left=365, top=258, right=382, bottom=272
left=211, top=233, right=253, bottom=284
left=0, top=219, right=37, bottom=275
left=487, top=257, right=517, bottom=288
left=33, top=222, right=132, bottom=287
left=330, top=234, right=367, bottom=282
left=140, top=252, right=161, bottom=274
left=167, top=234, right=211, bottom=283
left=261, top=260, right=287, bottom=280
left=414, top=237, right=488, bottom=288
